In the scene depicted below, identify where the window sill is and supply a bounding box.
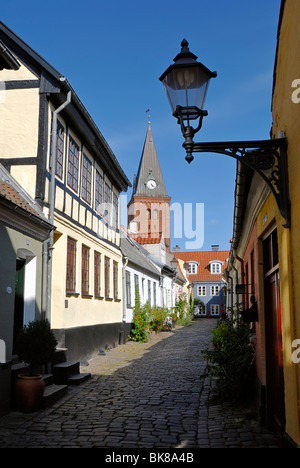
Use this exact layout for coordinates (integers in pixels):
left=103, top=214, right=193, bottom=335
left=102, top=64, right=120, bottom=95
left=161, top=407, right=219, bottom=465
left=105, top=297, right=114, bottom=301
left=114, top=298, right=121, bottom=302
left=82, top=294, right=93, bottom=299
left=95, top=295, right=104, bottom=300
left=66, top=292, right=80, bottom=297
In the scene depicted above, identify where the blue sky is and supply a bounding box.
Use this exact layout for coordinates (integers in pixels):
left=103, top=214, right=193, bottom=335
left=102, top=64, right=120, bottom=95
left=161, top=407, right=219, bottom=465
left=2, top=0, right=281, bottom=251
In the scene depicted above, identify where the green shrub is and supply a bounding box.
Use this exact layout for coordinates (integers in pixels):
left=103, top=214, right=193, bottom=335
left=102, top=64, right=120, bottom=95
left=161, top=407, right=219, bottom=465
left=202, top=317, right=255, bottom=402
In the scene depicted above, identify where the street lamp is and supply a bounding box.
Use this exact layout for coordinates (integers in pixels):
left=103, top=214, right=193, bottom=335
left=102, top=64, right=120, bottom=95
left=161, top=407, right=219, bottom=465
left=160, top=40, right=291, bottom=228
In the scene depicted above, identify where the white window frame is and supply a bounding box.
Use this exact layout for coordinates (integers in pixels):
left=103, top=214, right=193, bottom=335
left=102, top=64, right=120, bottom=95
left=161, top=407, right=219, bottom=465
left=211, top=285, right=219, bottom=296
left=197, top=285, right=206, bottom=296
left=210, top=262, right=221, bottom=274
left=210, top=304, right=220, bottom=316
left=188, top=262, right=197, bottom=274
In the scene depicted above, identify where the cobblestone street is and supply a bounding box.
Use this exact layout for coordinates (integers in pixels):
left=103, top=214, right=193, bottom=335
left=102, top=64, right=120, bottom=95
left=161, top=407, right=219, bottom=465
left=0, top=320, right=280, bottom=449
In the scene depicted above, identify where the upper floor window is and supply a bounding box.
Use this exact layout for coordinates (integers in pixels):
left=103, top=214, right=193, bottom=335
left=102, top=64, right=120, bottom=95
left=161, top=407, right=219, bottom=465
left=197, top=286, right=206, bottom=296
left=95, top=170, right=103, bottom=214
left=112, top=193, right=119, bottom=230
left=50, top=119, right=64, bottom=179
left=82, top=155, right=92, bottom=204
left=68, top=137, right=79, bottom=192
left=210, top=262, right=221, bottom=274
left=211, top=285, right=219, bottom=296
left=188, top=262, right=197, bottom=274
left=104, top=182, right=111, bottom=223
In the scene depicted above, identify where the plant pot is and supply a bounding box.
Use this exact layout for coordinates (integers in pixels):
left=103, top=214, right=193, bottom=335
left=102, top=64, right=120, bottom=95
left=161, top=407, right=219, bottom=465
left=14, top=374, right=45, bottom=413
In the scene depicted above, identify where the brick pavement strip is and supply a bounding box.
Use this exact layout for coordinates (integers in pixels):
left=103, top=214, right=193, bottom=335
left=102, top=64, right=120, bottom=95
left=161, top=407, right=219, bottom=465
left=0, top=319, right=281, bottom=449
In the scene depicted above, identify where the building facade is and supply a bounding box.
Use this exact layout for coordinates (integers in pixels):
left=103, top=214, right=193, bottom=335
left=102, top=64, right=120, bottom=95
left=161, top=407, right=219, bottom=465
left=0, top=21, right=131, bottom=362
left=226, top=0, right=300, bottom=446
left=174, top=248, right=229, bottom=318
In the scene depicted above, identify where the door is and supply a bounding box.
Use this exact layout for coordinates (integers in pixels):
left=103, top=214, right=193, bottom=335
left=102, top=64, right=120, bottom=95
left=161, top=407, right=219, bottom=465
left=13, top=258, right=26, bottom=353
left=263, top=229, right=285, bottom=436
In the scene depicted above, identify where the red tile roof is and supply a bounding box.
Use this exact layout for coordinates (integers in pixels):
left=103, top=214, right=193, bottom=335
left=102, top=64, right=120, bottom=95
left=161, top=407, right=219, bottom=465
left=0, top=180, right=40, bottom=215
left=173, top=250, right=229, bottom=282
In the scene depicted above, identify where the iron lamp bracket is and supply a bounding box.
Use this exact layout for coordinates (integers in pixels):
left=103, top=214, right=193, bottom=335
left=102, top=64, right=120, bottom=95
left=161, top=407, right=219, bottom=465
left=176, top=108, right=290, bottom=228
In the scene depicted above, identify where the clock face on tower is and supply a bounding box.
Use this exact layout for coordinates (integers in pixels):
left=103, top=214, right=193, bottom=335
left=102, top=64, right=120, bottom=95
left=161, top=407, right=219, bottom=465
left=146, top=179, right=157, bottom=189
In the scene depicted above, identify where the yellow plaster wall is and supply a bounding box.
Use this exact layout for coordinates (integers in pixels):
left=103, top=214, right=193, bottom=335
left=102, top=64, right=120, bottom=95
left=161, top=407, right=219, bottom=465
left=270, top=0, right=300, bottom=445
left=51, top=214, right=123, bottom=330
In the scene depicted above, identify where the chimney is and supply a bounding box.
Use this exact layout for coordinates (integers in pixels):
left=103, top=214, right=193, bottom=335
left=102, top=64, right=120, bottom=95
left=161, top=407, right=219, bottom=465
left=173, top=245, right=181, bottom=252
left=212, top=244, right=219, bottom=251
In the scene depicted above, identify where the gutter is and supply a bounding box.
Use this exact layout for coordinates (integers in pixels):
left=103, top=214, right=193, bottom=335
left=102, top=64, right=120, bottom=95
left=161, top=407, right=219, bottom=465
left=46, top=88, right=71, bottom=322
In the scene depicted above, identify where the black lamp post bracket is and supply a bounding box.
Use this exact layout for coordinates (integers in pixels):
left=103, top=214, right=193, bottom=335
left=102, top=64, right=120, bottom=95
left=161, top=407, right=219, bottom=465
left=182, top=136, right=290, bottom=228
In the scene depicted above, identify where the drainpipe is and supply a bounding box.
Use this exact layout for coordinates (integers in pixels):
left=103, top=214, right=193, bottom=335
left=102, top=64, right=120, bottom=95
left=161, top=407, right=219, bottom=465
left=47, top=88, right=72, bottom=322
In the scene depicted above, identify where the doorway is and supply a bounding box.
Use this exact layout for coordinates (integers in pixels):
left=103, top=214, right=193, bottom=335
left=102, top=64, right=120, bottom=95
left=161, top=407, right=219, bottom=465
left=263, top=227, right=285, bottom=436
left=13, top=258, right=26, bottom=353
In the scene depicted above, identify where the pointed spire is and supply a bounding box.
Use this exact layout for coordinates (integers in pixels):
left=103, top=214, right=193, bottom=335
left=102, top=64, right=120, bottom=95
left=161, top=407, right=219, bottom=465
left=132, top=125, right=169, bottom=198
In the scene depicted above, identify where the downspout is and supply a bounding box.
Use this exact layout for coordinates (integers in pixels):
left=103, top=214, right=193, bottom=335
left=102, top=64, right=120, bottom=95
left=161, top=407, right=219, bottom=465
left=47, top=89, right=72, bottom=322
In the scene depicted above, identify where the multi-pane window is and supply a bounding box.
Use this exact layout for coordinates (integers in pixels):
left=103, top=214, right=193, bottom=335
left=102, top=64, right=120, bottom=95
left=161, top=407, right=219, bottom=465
left=211, top=262, right=221, bottom=274
left=134, top=274, right=139, bottom=292
left=50, top=120, right=64, bottom=179
left=94, top=252, right=101, bottom=297
left=82, top=155, right=92, bottom=204
left=112, top=193, right=119, bottom=230
left=68, top=136, right=79, bottom=191
left=126, top=271, right=131, bottom=307
left=82, top=245, right=90, bottom=295
left=211, top=285, right=219, bottom=296
left=153, top=282, right=157, bottom=307
left=197, top=286, right=206, bottom=296
left=188, top=263, right=197, bottom=274
left=105, top=256, right=110, bottom=298
left=95, top=170, right=103, bottom=214
left=104, top=182, right=111, bottom=223
left=66, top=237, right=76, bottom=293
left=113, top=261, right=118, bottom=300
left=211, top=304, right=220, bottom=316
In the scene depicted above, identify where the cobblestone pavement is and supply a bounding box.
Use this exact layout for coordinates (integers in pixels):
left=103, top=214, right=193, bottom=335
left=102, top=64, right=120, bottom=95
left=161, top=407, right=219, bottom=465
left=0, top=319, right=281, bottom=449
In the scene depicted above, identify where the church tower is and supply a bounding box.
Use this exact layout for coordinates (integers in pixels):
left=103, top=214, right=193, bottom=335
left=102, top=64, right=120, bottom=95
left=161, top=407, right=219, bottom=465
left=128, top=124, right=171, bottom=252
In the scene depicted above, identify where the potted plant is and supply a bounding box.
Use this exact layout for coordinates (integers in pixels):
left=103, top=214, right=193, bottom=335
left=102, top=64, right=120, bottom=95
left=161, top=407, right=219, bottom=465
left=170, top=312, right=178, bottom=329
left=14, top=319, right=57, bottom=412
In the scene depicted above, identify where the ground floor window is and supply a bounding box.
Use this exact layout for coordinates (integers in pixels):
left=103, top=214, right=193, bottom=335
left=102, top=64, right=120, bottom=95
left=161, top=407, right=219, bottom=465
left=126, top=271, right=131, bottom=307
left=113, top=260, right=118, bottom=299
left=210, top=304, right=220, bottom=316
left=66, top=237, right=76, bottom=293
left=94, top=251, right=101, bottom=297
left=82, top=245, right=90, bottom=295
left=105, top=256, right=110, bottom=298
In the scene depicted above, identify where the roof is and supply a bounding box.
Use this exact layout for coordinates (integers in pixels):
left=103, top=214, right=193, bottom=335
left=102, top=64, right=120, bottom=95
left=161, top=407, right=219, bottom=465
left=0, top=163, right=53, bottom=226
left=174, top=250, right=229, bottom=282
left=120, top=229, right=160, bottom=277
left=132, top=125, right=169, bottom=198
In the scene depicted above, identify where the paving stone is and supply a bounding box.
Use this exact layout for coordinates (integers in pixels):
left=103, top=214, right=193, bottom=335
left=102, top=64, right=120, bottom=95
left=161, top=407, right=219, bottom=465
left=0, top=320, right=281, bottom=448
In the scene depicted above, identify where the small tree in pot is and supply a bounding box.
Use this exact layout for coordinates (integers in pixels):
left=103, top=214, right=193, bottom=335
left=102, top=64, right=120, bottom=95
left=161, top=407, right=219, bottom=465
left=14, top=319, right=57, bottom=412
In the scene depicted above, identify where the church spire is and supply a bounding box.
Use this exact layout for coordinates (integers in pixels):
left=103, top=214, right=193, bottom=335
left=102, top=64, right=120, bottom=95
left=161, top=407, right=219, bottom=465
left=132, top=125, right=169, bottom=198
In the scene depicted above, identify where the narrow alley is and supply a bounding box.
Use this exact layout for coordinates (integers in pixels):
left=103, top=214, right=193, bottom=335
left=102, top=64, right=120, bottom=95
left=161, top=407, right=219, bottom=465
left=0, top=320, right=280, bottom=450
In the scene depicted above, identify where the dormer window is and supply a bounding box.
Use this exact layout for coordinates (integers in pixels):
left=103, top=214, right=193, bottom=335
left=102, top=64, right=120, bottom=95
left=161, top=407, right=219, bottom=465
left=210, top=261, right=222, bottom=274
left=188, top=262, right=198, bottom=274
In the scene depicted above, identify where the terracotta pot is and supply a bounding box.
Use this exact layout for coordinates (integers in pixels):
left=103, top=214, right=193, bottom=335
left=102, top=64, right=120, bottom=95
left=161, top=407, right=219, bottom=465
left=14, top=374, right=45, bottom=413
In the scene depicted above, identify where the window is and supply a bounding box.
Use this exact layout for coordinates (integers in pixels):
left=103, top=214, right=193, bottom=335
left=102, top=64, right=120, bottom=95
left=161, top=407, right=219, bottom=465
left=188, top=263, right=197, bottom=274
left=211, top=285, right=219, bottom=296
left=211, top=304, right=220, bottom=316
left=153, top=282, right=157, bottom=307
left=68, top=136, right=79, bottom=191
left=94, top=252, right=101, bottom=297
left=211, top=262, right=221, bottom=274
left=113, top=261, right=118, bottom=299
left=197, top=286, right=206, bottom=296
left=148, top=280, right=151, bottom=306
left=82, top=155, right=92, bottom=204
left=105, top=256, right=110, bottom=298
left=104, top=182, right=111, bottom=223
left=134, top=274, right=139, bottom=292
left=112, top=193, right=119, bottom=230
left=66, top=237, right=76, bottom=293
left=95, top=170, right=103, bottom=214
left=82, top=245, right=90, bottom=295
left=50, top=120, right=64, bottom=179
left=126, top=271, right=131, bottom=307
